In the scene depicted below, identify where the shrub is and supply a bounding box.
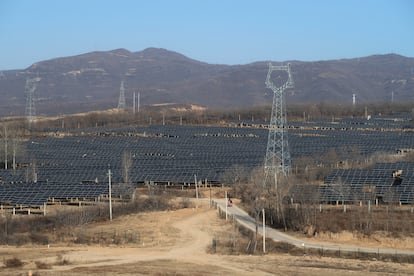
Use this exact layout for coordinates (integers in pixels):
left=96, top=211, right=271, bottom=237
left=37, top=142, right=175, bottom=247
left=179, top=197, right=192, bottom=208
left=55, top=254, right=71, bottom=266
left=270, top=241, right=297, bottom=253
left=35, top=260, right=52, bottom=269
left=4, top=256, right=23, bottom=268
left=30, top=233, right=49, bottom=245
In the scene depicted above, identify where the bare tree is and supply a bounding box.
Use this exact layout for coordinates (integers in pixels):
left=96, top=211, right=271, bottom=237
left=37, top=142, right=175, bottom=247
left=223, top=165, right=249, bottom=198
left=25, top=160, right=37, bottom=183
left=122, top=151, right=132, bottom=184
left=0, top=122, right=26, bottom=172
left=0, top=124, right=8, bottom=169
left=121, top=151, right=136, bottom=201
left=335, top=177, right=351, bottom=205
left=235, top=167, right=266, bottom=240
left=264, top=171, right=293, bottom=231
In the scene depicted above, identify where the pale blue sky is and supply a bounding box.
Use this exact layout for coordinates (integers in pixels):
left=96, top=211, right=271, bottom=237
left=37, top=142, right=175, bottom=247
left=0, top=0, right=412, bottom=70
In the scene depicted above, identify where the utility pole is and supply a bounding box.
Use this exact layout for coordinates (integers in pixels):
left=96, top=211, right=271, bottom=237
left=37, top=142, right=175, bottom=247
left=12, top=139, right=16, bottom=171
left=133, top=90, right=140, bottom=114
left=209, top=182, right=212, bottom=208
left=194, top=174, right=198, bottom=199
left=225, top=190, right=228, bottom=220
left=108, top=169, right=113, bottom=221
left=137, top=92, right=140, bottom=113
left=3, top=125, right=7, bottom=170
left=133, top=92, right=136, bottom=114
left=262, top=208, right=266, bottom=253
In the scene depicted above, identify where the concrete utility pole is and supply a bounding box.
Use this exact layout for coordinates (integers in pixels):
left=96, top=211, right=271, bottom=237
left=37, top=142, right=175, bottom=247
left=12, top=139, right=16, bottom=171
left=108, top=169, right=113, bottom=221
left=225, top=190, right=228, bottom=220
left=133, top=92, right=136, bottom=114
left=137, top=92, right=140, bottom=113
left=3, top=125, right=7, bottom=170
left=194, top=174, right=199, bottom=199
left=262, top=208, right=266, bottom=253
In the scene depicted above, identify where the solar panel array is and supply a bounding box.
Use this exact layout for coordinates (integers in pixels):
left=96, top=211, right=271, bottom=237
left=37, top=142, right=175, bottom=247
left=0, top=114, right=413, bottom=207
left=288, top=116, right=414, bottom=158
left=25, top=125, right=266, bottom=184
left=1, top=125, right=268, bottom=207
left=318, top=162, right=414, bottom=204
left=0, top=182, right=108, bottom=207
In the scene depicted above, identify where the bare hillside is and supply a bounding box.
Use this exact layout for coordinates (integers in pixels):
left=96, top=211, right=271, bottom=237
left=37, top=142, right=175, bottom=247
left=0, top=48, right=413, bottom=116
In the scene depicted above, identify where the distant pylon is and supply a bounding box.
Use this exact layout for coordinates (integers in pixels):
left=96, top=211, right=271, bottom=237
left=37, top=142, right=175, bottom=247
left=25, top=78, right=39, bottom=126
left=117, top=80, right=126, bottom=109
left=263, top=63, right=294, bottom=186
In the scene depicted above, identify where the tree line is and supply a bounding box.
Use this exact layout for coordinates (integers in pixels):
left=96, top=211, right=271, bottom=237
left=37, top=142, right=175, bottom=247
left=2, top=101, right=412, bottom=133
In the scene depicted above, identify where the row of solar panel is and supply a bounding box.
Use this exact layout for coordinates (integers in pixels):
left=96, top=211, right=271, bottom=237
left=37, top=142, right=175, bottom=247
left=290, top=183, right=414, bottom=204
left=0, top=182, right=110, bottom=207
left=1, top=119, right=414, bottom=206
left=320, top=162, right=414, bottom=204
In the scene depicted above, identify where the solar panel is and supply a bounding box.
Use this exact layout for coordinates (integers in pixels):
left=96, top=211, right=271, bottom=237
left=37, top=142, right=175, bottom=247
left=1, top=114, right=414, bottom=207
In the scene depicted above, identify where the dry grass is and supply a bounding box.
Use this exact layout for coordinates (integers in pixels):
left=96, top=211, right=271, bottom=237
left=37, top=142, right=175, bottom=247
left=1, top=201, right=414, bottom=275
left=4, top=256, right=23, bottom=268
left=35, top=260, right=52, bottom=269
left=54, top=254, right=71, bottom=266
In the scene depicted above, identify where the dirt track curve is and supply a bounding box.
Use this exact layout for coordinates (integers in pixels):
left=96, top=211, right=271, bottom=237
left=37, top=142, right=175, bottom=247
left=1, top=202, right=414, bottom=275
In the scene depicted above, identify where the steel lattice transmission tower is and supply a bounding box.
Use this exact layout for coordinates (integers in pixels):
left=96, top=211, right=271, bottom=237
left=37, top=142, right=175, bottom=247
left=117, top=80, right=126, bottom=109
left=263, top=63, right=294, bottom=185
left=25, top=78, right=40, bottom=126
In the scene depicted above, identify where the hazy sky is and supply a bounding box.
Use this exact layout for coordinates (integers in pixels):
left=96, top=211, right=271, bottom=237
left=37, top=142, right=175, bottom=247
left=0, top=0, right=412, bottom=70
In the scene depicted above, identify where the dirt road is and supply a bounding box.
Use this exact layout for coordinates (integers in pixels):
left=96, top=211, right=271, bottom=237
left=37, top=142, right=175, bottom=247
left=216, top=200, right=414, bottom=255
left=1, top=203, right=414, bottom=275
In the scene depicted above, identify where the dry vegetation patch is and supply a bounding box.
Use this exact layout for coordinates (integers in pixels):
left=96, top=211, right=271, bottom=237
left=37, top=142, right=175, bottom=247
left=1, top=202, right=414, bottom=275
left=4, top=256, right=24, bottom=268
left=71, top=259, right=232, bottom=276
left=299, top=230, right=414, bottom=251
left=72, top=209, right=188, bottom=247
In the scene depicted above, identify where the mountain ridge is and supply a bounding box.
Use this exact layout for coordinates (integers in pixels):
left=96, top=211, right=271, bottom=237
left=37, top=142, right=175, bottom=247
left=0, top=48, right=413, bottom=116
